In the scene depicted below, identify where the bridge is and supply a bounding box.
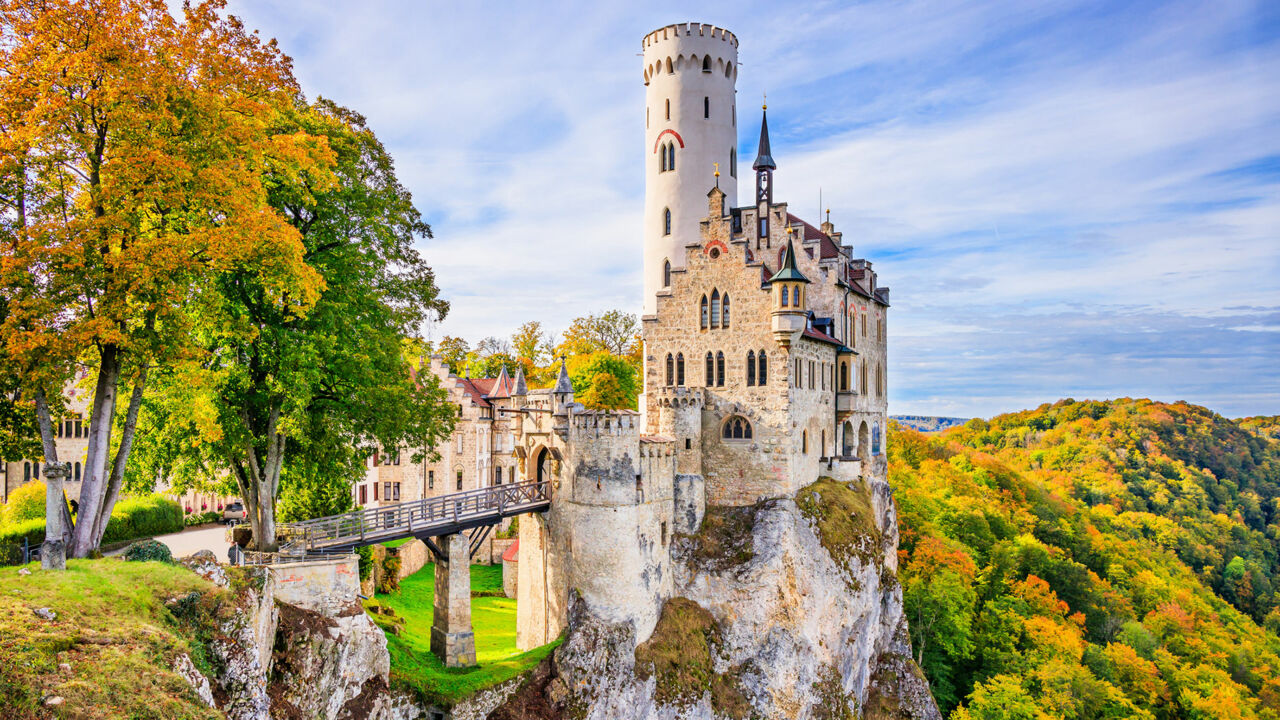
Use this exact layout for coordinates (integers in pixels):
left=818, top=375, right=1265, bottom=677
left=281, top=479, right=549, bottom=557
left=275, top=479, right=551, bottom=669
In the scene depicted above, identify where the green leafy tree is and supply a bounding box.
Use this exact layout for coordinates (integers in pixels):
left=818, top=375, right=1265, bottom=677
left=137, top=99, right=454, bottom=550
left=568, top=352, right=639, bottom=410
left=512, top=321, right=553, bottom=369
left=436, top=336, right=470, bottom=373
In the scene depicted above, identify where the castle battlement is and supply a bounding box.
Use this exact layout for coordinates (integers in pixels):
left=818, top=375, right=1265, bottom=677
left=642, top=23, right=737, bottom=49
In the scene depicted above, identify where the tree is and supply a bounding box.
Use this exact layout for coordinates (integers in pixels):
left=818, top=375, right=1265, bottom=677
left=902, top=536, right=979, bottom=708
left=568, top=352, right=639, bottom=410
left=437, top=336, right=470, bottom=373
left=512, top=321, right=553, bottom=369
left=0, top=0, right=328, bottom=557
left=135, top=99, right=455, bottom=550
left=558, top=310, right=639, bottom=358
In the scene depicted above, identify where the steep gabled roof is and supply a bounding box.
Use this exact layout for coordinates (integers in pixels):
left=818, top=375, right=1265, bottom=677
left=768, top=238, right=809, bottom=284
left=753, top=107, right=776, bottom=171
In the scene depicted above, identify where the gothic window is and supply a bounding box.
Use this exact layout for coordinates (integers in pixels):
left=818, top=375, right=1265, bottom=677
left=730, top=148, right=736, bottom=177
left=705, top=352, right=714, bottom=386
left=73, top=462, right=81, bottom=482
left=722, top=415, right=752, bottom=440
left=23, top=462, right=30, bottom=482
left=660, top=146, right=666, bottom=172
left=860, top=362, right=868, bottom=394
left=710, top=290, right=720, bottom=329
left=663, top=259, right=671, bottom=287
left=758, top=350, right=768, bottom=385
left=781, top=285, right=789, bottom=307
left=665, top=353, right=674, bottom=386
left=665, top=96, right=670, bottom=117
left=676, top=353, right=685, bottom=385
left=663, top=207, right=671, bottom=235
left=700, top=295, right=708, bottom=329
left=873, top=424, right=882, bottom=454
left=456, top=469, right=463, bottom=491
left=702, top=56, right=712, bottom=73
left=33, top=462, right=39, bottom=479
left=667, top=142, right=676, bottom=171
left=877, top=364, right=885, bottom=397
left=716, top=351, right=725, bottom=386
left=746, top=350, right=756, bottom=386
left=721, top=293, right=730, bottom=328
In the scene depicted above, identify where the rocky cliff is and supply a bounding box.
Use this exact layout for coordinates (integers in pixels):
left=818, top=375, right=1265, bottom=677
left=491, top=475, right=941, bottom=720
left=173, top=552, right=419, bottom=720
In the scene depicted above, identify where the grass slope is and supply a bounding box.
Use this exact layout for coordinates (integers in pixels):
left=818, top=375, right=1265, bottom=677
left=370, top=562, right=559, bottom=706
left=0, top=559, right=221, bottom=720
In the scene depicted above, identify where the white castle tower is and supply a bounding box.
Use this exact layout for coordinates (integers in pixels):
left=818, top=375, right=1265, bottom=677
left=641, top=23, right=739, bottom=314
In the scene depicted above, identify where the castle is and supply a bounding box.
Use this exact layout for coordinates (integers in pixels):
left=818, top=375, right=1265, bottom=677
left=505, top=22, right=891, bottom=649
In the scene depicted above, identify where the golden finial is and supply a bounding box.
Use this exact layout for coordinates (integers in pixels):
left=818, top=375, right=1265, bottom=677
left=762, top=92, right=767, bottom=110
left=826, top=208, right=831, bottom=222
left=713, top=161, right=720, bottom=177
left=787, top=225, right=794, bottom=235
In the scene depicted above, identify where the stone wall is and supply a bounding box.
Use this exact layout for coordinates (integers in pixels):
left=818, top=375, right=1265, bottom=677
left=390, top=539, right=429, bottom=580
left=267, top=555, right=361, bottom=616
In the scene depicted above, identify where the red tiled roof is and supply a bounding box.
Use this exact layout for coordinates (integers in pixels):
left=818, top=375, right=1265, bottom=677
left=787, top=213, right=842, bottom=259
left=802, top=327, right=843, bottom=346
left=458, top=379, right=491, bottom=408
left=502, top=539, right=519, bottom=562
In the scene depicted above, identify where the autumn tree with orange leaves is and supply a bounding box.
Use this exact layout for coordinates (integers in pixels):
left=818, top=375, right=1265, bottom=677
left=0, top=0, right=332, bottom=557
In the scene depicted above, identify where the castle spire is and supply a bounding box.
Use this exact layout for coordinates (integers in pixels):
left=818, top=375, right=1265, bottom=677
left=553, top=356, right=573, bottom=395
left=489, top=365, right=511, bottom=399
left=513, top=366, right=528, bottom=396
left=752, top=105, right=776, bottom=171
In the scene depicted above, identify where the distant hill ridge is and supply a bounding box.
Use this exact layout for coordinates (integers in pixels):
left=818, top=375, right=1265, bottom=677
left=890, top=415, right=971, bottom=432
left=890, top=397, right=1280, bottom=718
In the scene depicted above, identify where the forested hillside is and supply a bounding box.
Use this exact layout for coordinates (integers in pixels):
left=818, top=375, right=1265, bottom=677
left=891, top=399, right=1280, bottom=719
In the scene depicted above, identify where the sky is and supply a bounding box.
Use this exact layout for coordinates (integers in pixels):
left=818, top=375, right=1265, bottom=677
left=224, top=0, right=1279, bottom=419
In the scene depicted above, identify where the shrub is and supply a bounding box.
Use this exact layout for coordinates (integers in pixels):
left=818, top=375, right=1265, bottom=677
left=123, top=539, right=173, bottom=563
left=355, top=545, right=374, bottom=582
left=100, top=495, right=183, bottom=545
left=0, top=518, right=46, bottom=565
left=378, top=554, right=402, bottom=594
left=3, top=481, right=46, bottom=525
left=183, top=510, right=219, bottom=527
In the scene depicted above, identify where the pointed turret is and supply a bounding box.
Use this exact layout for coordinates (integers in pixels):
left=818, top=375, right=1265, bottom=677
left=753, top=106, right=776, bottom=171
left=512, top=366, right=528, bottom=396
left=768, top=237, right=809, bottom=284
left=489, top=366, right=511, bottom=400
left=553, top=357, right=573, bottom=395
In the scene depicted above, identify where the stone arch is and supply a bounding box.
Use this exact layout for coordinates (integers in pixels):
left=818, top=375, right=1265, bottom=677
left=721, top=415, right=752, bottom=441
left=702, top=55, right=711, bottom=72
left=842, top=421, right=855, bottom=456
left=858, top=422, right=870, bottom=462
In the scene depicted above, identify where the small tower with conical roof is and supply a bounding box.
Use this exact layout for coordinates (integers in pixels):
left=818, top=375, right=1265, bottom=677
left=769, top=229, right=810, bottom=346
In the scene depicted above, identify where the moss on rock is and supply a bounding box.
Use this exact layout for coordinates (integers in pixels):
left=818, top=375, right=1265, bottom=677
left=634, top=597, right=752, bottom=717
left=678, top=501, right=768, bottom=572
left=798, top=478, right=883, bottom=579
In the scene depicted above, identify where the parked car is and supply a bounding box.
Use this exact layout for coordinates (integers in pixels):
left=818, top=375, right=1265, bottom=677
left=222, top=501, right=247, bottom=524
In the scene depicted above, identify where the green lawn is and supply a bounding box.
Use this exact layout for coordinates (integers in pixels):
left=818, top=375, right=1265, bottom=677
left=371, top=562, right=559, bottom=706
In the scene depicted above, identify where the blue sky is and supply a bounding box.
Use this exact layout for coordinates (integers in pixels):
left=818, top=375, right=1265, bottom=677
left=225, top=0, right=1279, bottom=419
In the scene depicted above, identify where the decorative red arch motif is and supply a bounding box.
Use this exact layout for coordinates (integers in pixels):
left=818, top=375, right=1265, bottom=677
left=652, top=128, right=685, bottom=153
left=703, top=238, right=728, bottom=257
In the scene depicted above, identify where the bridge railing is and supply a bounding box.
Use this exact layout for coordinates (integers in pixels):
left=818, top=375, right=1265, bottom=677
left=283, top=479, right=550, bottom=550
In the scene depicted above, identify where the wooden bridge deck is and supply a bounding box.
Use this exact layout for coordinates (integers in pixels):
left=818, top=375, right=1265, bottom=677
left=281, top=479, right=549, bottom=552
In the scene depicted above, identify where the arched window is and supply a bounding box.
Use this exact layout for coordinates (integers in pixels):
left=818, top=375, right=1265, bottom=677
left=877, top=364, right=885, bottom=397
left=665, top=57, right=673, bottom=74
left=721, top=293, right=730, bottom=328
left=700, top=295, right=708, bottom=329
left=33, top=462, right=39, bottom=479
left=716, top=351, right=725, bottom=386
left=781, top=285, right=789, bottom=306
left=663, top=259, right=671, bottom=287
left=667, top=142, right=676, bottom=171
left=665, top=354, right=674, bottom=386
left=746, top=351, right=756, bottom=386
left=792, top=284, right=801, bottom=307
left=663, top=207, right=671, bottom=235
left=873, top=424, right=882, bottom=454
left=702, top=56, right=712, bottom=73
left=758, top=351, right=768, bottom=385
left=660, top=146, right=667, bottom=172
left=73, top=462, right=81, bottom=482
left=710, top=290, right=720, bottom=329
left=676, top=353, right=685, bottom=385
left=23, top=462, right=30, bottom=482
left=722, top=415, right=752, bottom=440
left=860, top=362, right=868, bottom=394
left=705, top=352, right=714, bottom=386
left=802, top=431, right=808, bottom=454
left=730, top=148, right=736, bottom=177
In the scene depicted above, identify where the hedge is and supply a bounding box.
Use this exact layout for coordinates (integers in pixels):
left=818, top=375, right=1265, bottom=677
left=0, top=494, right=183, bottom=565
left=0, top=518, right=46, bottom=565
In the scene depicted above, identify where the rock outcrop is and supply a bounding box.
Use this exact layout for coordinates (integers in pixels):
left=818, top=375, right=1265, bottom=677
left=491, top=475, right=942, bottom=720
left=173, top=554, right=419, bottom=720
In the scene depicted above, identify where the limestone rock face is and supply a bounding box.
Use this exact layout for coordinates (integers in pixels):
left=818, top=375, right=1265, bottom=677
left=493, top=477, right=942, bottom=720
left=176, top=566, right=417, bottom=720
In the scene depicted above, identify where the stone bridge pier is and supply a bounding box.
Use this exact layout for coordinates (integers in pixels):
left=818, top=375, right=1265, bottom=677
left=430, top=532, right=477, bottom=668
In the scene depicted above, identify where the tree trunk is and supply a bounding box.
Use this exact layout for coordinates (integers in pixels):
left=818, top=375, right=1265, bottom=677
left=71, top=345, right=121, bottom=557
left=89, top=367, right=147, bottom=548
left=231, top=403, right=287, bottom=552
left=33, top=391, right=70, bottom=569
